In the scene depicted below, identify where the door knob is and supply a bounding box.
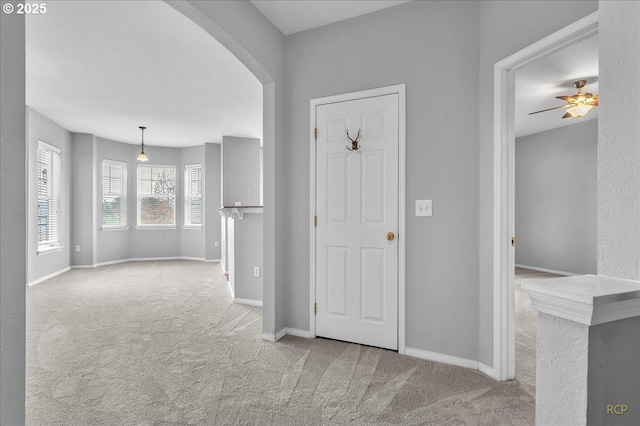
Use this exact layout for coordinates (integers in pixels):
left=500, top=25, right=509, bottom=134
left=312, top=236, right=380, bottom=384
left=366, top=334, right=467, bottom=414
left=387, top=232, right=395, bottom=241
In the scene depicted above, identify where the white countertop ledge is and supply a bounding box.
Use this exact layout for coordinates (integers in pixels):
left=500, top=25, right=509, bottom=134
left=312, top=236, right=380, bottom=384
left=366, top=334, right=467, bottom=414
left=523, top=274, right=640, bottom=326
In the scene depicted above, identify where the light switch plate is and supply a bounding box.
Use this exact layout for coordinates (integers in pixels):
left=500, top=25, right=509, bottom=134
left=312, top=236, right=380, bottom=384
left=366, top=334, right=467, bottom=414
left=416, top=200, right=432, bottom=217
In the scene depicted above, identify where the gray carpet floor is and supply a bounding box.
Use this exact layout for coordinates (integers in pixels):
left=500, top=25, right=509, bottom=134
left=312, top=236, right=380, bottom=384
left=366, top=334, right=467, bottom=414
left=27, top=260, right=536, bottom=425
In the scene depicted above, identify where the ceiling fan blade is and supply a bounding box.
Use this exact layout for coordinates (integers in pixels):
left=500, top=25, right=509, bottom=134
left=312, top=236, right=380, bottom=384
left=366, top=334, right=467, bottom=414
left=587, top=96, right=599, bottom=106
left=528, top=105, right=569, bottom=115
left=556, top=96, right=578, bottom=103
left=562, top=112, right=573, bottom=119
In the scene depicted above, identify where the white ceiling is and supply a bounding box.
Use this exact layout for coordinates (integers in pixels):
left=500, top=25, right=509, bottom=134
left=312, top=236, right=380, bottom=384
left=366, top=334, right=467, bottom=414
left=515, top=34, right=599, bottom=138
left=26, top=1, right=597, bottom=147
left=250, top=0, right=413, bottom=36
left=26, top=1, right=262, bottom=148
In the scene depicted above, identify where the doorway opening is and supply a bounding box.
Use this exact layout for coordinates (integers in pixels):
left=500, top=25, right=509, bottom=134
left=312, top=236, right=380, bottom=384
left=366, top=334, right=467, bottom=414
left=492, top=11, right=598, bottom=381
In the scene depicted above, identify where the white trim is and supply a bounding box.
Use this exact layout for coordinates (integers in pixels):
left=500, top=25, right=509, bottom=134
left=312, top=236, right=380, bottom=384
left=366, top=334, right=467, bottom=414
left=71, top=264, right=97, bottom=269
left=261, top=328, right=287, bottom=342
left=135, top=226, right=177, bottom=230
left=285, top=328, right=312, bottom=338
left=204, top=259, right=221, bottom=263
left=404, top=347, right=479, bottom=370
left=100, top=226, right=130, bottom=232
left=275, top=328, right=287, bottom=341
left=479, top=363, right=495, bottom=378
left=515, top=264, right=576, bottom=277
left=36, top=245, right=63, bottom=256
left=38, top=139, right=60, bottom=154
left=309, top=83, right=406, bottom=353
left=492, top=11, right=598, bottom=382
left=27, top=267, right=71, bottom=287
left=234, top=298, right=263, bottom=308
left=261, top=332, right=276, bottom=342
left=94, top=256, right=206, bottom=267
left=226, top=279, right=234, bottom=299
left=182, top=225, right=202, bottom=230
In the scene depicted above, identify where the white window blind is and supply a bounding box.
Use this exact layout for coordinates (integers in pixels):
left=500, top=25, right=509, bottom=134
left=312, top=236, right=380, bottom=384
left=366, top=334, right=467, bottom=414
left=102, top=160, right=127, bottom=228
left=37, top=141, right=61, bottom=251
left=184, top=164, right=202, bottom=226
left=137, top=165, right=176, bottom=227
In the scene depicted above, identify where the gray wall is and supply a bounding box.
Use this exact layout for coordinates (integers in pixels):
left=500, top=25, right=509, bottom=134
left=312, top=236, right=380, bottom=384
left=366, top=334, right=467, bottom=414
left=231, top=214, right=263, bottom=302
left=204, top=143, right=222, bottom=261
left=285, top=0, right=481, bottom=359
left=0, top=6, right=26, bottom=423
left=71, top=133, right=97, bottom=267
left=515, top=120, right=597, bottom=274
left=222, top=136, right=261, bottom=207
left=181, top=145, right=205, bottom=259
left=476, top=0, right=599, bottom=367
left=95, top=138, right=135, bottom=264
left=27, top=107, right=72, bottom=283
left=587, top=316, right=640, bottom=425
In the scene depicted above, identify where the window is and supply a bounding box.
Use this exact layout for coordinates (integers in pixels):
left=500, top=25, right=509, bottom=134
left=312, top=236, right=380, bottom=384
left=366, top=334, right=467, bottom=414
left=37, top=141, right=61, bottom=252
left=102, top=160, right=127, bottom=228
left=137, top=165, right=176, bottom=227
left=184, top=164, right=202, bottom=227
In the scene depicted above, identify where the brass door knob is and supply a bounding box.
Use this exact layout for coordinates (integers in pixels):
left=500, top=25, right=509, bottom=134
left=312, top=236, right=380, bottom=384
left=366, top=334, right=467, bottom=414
left=387, top=232, right=395, bottom=241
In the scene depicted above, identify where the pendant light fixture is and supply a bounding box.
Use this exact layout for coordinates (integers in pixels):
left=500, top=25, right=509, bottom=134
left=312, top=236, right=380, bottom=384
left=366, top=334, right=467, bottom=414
left=137, top=126, right=149, bottom=162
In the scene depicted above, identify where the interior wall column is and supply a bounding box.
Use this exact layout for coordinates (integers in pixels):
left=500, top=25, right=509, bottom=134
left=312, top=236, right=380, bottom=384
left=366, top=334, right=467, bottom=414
left=597, top=0, right=640, bottom=280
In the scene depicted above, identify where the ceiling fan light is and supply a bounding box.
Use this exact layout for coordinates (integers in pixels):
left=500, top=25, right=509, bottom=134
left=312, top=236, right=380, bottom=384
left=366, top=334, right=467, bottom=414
left=566, top=104, right=594, bottom=118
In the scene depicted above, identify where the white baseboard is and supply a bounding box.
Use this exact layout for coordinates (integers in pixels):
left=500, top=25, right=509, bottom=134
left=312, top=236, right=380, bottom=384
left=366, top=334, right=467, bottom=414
left=275, top=328, right=287, bottom=341
left=27, top=267, right=71, bottom=287
left=95, top=257, right=207, bottom=268
left=261, top=328, right=287, bottom=342
left=204, top=259, right=221, bottom=263
left=404, top=347, right=479, bottom=370
left=234, top=297, right=263, bottom=308
left=478, top=362, right=495, bottom=378
left=261, top=332, right=276, bottom=342
left=285, top=328, right=312, bottom=338
left=226, top=280, right=234, bottom=299
left=71, top=264, right=96, bottom=269
left=515, top=264, right=576, bottom=276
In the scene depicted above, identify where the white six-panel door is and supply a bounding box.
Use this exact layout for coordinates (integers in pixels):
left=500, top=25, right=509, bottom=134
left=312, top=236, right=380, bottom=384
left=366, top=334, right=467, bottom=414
left=315, top=94, right=399, bottom=350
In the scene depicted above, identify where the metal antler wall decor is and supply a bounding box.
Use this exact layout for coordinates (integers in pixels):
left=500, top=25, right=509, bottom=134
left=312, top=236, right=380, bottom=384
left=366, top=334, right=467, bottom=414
left=346, top=129, right=361, bottom=152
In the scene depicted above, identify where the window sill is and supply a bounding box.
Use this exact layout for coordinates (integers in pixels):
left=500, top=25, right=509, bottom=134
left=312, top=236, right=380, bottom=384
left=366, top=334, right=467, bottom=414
left=136, top=226, right=176, bottom=230
left=101, top=226, right=130, bottom=232
left=37, top=246, right=63, bottom=256
left=183, top=225, right=202, bottom=230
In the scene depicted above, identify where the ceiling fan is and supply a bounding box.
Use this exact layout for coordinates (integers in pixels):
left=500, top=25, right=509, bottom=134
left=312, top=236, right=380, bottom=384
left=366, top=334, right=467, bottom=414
left=529, top=80, right=599, bottom=119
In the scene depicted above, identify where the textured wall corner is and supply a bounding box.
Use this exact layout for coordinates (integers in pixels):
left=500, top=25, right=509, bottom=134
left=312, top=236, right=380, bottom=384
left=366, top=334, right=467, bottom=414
left=598, top=1, right=640, bottom=280
left=536, top=313, right=589, bottom=425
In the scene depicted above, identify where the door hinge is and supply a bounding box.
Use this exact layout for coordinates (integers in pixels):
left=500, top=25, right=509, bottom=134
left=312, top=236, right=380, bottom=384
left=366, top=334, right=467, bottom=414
left=314, top=128, right=317, bottom=141
left=314, top=303, right=317, bottom=315
left=314, top=215, right=317, bottom=227
left=511, top=236, right=516, bottom=247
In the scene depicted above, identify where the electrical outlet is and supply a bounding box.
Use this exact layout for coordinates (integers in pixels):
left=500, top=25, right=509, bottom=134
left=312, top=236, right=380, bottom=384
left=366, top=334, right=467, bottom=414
left=75, top=245, right=80, bottom=252
left=253, top=267, right=259, bottom=277
left=416, top=200, right=433, bottom=217
left=214, top=241, right=219, bottom=247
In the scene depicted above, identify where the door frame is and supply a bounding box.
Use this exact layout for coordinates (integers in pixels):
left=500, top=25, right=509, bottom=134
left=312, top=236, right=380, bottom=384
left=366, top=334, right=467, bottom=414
left=492, top=12, right=598, bottom=381
left=309, top=84, right=406, bottom=354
